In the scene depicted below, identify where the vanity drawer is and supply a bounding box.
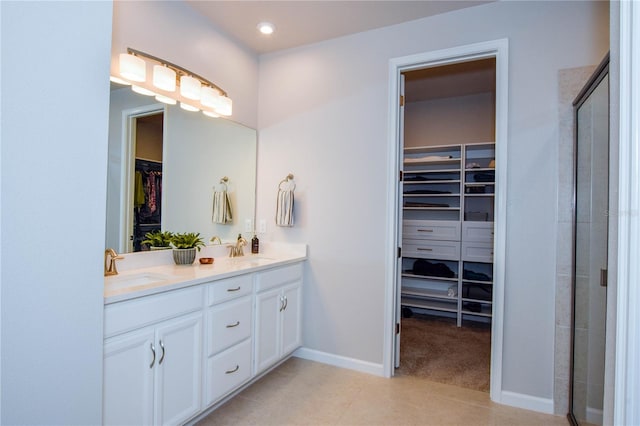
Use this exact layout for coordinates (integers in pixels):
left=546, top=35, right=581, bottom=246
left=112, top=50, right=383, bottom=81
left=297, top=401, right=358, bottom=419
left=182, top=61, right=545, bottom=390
left=104, top=286, right=203, bottom=338
left=403, top=220, right=461, bottom=241
left=207, top=274, right=253, bottom=306
left=205, top=338, right=252, bottom=406
left=403, top=239, right=461, bottom=261
left=255, top=263, right=303, bottom=293
left=462, top=241, right=494, bottom=263
left=462, top=221, right=494, bottom=243
left=207, top=295, right=252, bottom=356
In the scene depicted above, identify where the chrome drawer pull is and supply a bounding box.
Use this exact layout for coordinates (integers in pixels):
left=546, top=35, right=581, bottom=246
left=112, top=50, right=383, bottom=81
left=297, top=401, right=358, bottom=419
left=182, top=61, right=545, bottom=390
left=417, top=248, right=433, bottom=251
left=417, top=229, right=434, bottom=232
left=225, top=365, right=239, bottom=374
left=158, top=340, right=165, bottom=365
left=227, top=286, right=241, bottom=292
left=226, top=321, right=240, bottom=328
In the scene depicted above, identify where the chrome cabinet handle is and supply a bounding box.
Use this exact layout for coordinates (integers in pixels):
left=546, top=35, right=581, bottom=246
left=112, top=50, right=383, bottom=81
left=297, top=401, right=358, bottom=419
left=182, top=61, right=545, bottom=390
left=417, top=247, right=433, bottom=251
left=225, top=365, right=239, bottom=374
left=282, top=296, right=288, bottom=311
left=279, top=296, right=284, bottom=312
left=227, top=286, right=241, bottom=292
left=226, top=321, right=240, bottom=328
left=150, top=343, right=156, bottom=369
left=417, top=229, right=434, bottom=232
left=159, top=340, right=165, bottom=365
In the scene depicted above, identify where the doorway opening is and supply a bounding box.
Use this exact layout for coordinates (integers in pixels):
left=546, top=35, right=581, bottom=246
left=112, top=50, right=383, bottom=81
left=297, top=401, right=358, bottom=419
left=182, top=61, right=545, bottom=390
left=119, top=106, right=165, bottom=253
left=385, top=39, right=508, bottom=402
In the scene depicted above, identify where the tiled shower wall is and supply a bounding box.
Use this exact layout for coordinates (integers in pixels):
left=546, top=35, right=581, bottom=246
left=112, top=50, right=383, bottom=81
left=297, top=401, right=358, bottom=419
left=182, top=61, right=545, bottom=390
left=554, top=65, right=596, bottom=416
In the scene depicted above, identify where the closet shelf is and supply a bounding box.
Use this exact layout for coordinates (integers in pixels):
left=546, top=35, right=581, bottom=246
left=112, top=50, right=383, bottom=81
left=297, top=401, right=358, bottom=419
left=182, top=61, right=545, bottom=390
left=403, top=287, right=456, bottom=301
left=402, top=272, right=458, bottom=282
left=462, top=297, right=493, bottom=305
left=401, top=296, right=458, bottom=314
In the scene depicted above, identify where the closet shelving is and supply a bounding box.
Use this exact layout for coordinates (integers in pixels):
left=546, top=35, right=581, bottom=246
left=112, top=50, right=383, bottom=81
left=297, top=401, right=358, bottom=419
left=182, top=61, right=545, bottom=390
left=401, top=143, right=495, bottom=326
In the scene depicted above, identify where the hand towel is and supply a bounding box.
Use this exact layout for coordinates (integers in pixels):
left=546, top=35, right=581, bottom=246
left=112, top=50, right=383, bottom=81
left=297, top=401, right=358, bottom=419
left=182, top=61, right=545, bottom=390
left=275, top=188, right=294, bottom=227
left=212, top=190, right=233, bottom=224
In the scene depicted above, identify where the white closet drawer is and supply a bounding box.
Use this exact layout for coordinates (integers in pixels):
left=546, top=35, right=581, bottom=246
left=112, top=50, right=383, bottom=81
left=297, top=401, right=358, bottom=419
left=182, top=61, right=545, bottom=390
left=462, top=241, right=494, bottom=263
left=207, top=295, right=252, bottom=355
left=403, top=239, right=461, bottom=261
left=207, top=274, right=253, bottom=306
left=462, top=221, right=494, bottom=243
left=205, top=339, right=252, bottom=406
left=403, top=220, right=461, bottom=241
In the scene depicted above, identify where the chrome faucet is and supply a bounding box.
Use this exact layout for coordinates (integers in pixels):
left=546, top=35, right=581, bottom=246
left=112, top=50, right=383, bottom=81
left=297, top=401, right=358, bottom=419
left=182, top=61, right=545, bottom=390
left=104, top=248, right=124, bottom=276
left=229, top=236, right=247, bottom=258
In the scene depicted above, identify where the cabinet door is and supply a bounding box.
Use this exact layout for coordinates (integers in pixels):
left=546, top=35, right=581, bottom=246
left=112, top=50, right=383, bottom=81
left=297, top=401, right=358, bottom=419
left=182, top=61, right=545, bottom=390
left=281, top=281, right=302, bottom=356
left=254, top=287, right=282, bottom=374
left=103, top=329, right=155, bottom=426
left=154, top=313, right=203, bottom=426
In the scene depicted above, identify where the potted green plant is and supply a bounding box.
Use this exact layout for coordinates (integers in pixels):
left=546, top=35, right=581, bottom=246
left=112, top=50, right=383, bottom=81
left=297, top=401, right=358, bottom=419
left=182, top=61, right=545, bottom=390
left=170, top=232, right=205, bottom=265
left=141, top=230, right=174, bottom=250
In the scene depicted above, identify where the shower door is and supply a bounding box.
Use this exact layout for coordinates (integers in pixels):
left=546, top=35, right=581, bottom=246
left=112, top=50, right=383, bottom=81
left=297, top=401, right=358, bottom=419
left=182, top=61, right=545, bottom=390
left=569, top=56, right=609, bottom=426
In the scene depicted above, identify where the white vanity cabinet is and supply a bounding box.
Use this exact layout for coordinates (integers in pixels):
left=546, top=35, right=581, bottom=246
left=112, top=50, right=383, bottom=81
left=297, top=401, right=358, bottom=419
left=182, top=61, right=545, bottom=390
left=103, top=286, right=204, bottom=426
left=254, top=263, right=303, bottom=374
left=203, top=275, right=254, bottom=406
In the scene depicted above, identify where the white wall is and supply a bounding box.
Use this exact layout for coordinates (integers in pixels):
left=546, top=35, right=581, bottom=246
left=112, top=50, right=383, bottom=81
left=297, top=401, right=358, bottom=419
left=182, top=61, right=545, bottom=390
left=0, top=2, right=112, bottom=424
left=256, top=0, right=609, bottom=403
left=112, top=1, right=259, bottom=129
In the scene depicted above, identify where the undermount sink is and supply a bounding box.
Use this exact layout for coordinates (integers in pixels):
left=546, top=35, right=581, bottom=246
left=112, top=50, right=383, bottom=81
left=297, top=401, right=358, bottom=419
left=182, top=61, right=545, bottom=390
left=105, top=272, right=174, bottom=289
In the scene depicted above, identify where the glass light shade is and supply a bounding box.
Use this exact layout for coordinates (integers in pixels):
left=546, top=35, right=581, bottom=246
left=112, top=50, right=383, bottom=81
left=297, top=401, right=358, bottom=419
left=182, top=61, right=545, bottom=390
left=131, top=85, right=156, bottom=96
left=110, top=76, right=131, bottom=86
left=180, top=102, right=200, bottom=112
left=180, top=76, right=201, bottom=100
left=153, top=65, right=176, bottom=91
left=214, top=96, right=233, bottom=116
left=200, top=86, right=221, bottom=108
left=119, top=53, right=146, bottom=82
left=155, top=94, right=176, bottom=105
left=203, top=110, right=220, bottom=118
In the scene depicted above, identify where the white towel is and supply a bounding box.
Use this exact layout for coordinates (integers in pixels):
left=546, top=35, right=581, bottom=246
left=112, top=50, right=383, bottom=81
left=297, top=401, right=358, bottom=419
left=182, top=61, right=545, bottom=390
left=275, top=189, right=294, bottom=227
left=212, top=190, right=233, bottom=224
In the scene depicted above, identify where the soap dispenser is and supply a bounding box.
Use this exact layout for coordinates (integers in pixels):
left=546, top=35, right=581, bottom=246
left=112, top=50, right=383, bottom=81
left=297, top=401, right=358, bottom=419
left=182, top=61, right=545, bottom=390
left=251, top=234, right=259, bottom=254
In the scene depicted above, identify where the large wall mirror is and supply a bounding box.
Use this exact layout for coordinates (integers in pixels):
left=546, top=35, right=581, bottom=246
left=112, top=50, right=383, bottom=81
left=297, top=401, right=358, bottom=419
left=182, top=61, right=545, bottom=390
left=105, top=86, right=257, bottom=253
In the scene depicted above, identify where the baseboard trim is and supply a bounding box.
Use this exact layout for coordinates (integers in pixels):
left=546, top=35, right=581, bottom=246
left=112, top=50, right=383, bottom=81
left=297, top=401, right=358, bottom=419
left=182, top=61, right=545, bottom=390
left=500, top=390, right=555, bottom=414
left=293, top=347, right=385, bottom=377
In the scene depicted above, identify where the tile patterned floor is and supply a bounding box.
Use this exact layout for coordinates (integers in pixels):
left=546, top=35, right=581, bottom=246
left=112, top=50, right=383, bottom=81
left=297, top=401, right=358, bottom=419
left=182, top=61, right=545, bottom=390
left=196, top=357, right=568, bottom=425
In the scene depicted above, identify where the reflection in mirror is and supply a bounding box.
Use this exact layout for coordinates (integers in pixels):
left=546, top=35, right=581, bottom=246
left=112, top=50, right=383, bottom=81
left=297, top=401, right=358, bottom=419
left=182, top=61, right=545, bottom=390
left=105, top=86, right=257, bottom=253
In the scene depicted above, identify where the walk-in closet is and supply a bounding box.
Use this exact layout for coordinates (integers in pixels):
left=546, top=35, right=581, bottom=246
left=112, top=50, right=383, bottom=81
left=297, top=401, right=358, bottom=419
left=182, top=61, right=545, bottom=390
left=397, top=58, right=497, bottom=392
left=132, top=112, right=164, bottom=251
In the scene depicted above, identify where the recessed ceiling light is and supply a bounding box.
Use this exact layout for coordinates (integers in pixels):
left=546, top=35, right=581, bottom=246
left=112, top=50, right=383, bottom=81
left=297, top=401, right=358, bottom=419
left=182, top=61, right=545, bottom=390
left=257, top=22, right=275, bottom=35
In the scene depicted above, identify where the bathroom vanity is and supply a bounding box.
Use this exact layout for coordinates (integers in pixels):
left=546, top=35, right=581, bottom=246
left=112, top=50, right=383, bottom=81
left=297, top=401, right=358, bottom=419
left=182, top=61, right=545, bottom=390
left=102, top=245, right=305, bottom=425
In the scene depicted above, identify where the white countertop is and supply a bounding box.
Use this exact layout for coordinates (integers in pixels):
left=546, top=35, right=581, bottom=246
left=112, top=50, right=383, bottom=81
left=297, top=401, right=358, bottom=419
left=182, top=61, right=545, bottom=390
left=104, top=242, right=307, bottom=304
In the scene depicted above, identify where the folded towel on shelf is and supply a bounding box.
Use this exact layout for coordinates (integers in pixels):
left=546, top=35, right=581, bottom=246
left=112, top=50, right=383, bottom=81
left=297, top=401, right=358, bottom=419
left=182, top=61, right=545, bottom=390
left=212, top=190, right=233, bottom=224
left=275, top=188, right=294, bottom=227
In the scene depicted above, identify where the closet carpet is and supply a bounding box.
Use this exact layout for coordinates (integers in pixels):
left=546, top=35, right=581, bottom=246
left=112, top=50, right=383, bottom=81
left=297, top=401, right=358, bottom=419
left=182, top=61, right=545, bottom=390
left=396, top=314, right=491, bottom=392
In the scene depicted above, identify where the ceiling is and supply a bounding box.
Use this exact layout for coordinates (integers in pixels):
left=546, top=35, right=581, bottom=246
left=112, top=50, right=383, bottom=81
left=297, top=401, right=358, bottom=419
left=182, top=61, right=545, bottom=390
left=185, top=1, right=493, bottom=55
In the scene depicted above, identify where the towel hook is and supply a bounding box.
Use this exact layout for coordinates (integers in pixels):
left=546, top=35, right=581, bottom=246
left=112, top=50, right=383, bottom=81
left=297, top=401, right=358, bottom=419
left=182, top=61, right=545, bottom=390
left=278, top=173, right=296, bottom=191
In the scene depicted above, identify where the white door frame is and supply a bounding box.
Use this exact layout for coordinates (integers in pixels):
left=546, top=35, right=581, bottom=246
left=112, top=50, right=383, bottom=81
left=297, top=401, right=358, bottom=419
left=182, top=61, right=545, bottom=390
left=614, top=1, right=640, bottom=424
left=383, top=39, right=509, bottom=403
left=119, top=103, right=164, bottom=253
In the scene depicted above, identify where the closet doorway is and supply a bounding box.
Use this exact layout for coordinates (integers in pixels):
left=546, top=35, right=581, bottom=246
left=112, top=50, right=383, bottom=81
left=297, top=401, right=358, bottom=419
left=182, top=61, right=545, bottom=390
left=120, top=107, right=164, bottom=253
left=398, top=58, right=496, bottom=392
left=386, top=40, right=508, bottom=402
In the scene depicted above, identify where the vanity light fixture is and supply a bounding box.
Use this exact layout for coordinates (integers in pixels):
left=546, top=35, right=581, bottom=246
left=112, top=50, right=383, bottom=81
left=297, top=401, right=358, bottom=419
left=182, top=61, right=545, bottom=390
left=155, top=94, right=177, bottom=105
left=119, top=53, right=146, bottom=82
left=180, top=102, right=200, bottom=112
left=153, top=65, right=176, bottom=92
left=112, top=48, right=232, bottom=117
left=131, top=85, right=156, bottom=96
left=110, top=76, right=131, bottom=86
left=257, top=22, right=275, bottom=35
left=203, top=110, right=220, bottom=118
